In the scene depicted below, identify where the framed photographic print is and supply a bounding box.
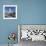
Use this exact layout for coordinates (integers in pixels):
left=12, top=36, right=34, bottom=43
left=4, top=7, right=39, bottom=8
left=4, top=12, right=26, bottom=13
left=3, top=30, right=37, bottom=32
left=3, top=5, right=17, bottom=19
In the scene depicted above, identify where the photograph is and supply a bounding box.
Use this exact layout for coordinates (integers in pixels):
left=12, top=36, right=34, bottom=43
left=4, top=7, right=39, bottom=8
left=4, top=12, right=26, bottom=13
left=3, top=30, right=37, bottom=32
left=3, top=5, right=17, bottom=19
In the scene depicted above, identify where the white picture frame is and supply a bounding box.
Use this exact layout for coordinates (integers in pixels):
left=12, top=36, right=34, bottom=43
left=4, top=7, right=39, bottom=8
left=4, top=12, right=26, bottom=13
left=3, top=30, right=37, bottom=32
left=3, top=5, right=17, bottom=19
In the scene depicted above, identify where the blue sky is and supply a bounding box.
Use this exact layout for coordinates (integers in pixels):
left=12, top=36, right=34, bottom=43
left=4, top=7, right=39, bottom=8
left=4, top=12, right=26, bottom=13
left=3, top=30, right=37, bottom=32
left=5, top=7, right=16, bottom=13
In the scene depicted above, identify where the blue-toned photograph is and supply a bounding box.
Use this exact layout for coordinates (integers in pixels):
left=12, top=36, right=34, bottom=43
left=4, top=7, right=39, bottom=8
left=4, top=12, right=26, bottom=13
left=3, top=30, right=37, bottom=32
left=3, top=5, right=17, bottom=19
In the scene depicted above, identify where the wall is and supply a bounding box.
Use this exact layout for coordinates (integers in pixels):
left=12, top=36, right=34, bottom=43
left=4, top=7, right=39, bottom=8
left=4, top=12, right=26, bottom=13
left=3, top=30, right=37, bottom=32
left=0, top=0, right=22, bottom=44
left=20, top=0, right=46, bottom=24
left=0, top=0, right=46, bottom=44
